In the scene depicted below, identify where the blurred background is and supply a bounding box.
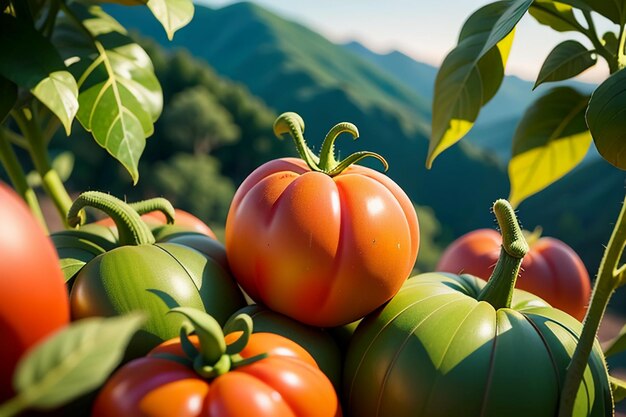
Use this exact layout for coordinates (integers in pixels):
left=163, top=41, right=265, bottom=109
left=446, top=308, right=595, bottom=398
left=6, top=0, right=626, bottom=403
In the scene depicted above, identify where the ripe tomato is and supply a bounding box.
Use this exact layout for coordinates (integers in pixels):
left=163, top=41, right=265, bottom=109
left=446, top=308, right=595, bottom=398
left=92, top=310, right=341, bottom=417
left=226, top=113, right=419, bottom=327
left=436, top=228, right=591, bottom=320
left=0, top=182, right=69, bottom=400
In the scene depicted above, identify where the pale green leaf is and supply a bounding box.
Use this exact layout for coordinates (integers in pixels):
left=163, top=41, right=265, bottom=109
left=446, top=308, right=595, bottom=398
left=534, top=40, right=596, bottom=89
left=428, top=1, right=530, bottom=168
left=32, top=71, right=79, bottom=135
left=587, top=68, right=626, bottom=170
left=610, top=376, right=626, bottom=403
left=508, top=87, right=592, bottom=207
left=604, top=323, right=626, bottom=358
left=529, top=1, right=582, bottom=32
left=11, top=314, right=144, bottom=410
left=147, top=0, right=195, bottom=40
left=53, top=5, right=162, bottom=184
left=0, top=14, right=78, bottom=134
left=0, top=75, right=16, bottom=123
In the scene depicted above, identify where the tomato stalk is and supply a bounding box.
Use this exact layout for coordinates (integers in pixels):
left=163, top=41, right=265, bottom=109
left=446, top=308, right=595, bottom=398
left=127, top=197, right=176, bottom=224
left=273, top=112, right=388, bottom=176
left=67, top=191, right=155, bottom=246
left=559, top=194, right=626, bottom=417
left=477, top=199, right=529, bottom=309
left=11, top=107, right=74, bottom=228
left=167, top=308, right=267, bottom=379
left=0, top=129, right=47, bottom=231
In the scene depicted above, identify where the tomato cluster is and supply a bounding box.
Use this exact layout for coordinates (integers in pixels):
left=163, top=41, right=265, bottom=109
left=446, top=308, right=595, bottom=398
left=0, top=113, right=609, bottom=417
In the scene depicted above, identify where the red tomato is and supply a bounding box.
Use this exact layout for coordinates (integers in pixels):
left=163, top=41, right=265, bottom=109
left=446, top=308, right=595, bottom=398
left=436, top=228, right=591, bottom=320
left=92, top=333, right=341, bottom=417
left=97, top=208, right=216, bottom=239
left=225, top=157, right=419, bottom=327
left=0, top=182, right=69, bottom=400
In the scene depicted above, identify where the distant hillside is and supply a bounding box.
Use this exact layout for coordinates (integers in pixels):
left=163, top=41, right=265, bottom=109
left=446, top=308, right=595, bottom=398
left=108, top=1, right=510, bottom=239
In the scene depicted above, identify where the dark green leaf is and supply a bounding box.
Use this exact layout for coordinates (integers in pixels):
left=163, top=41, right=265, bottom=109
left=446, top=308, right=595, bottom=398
left=586, top=68, right=626, bottom=170
left=534, top=40, right=596, bottom=89
left=529, top=1, right=582, bottom=32
left=11, top=314, right=143, bottom=410
left=0, top=14, right=78, bottom=134
left=0, top=75, right=17, bottom=123
left=610, top=375, right=626, bottom=403
left=577, top=0, right=626, bottom=24
left=53, top=5, right=162, bottom=184
left=147, top=0, right=195, bottom=40
left=603, top=31, right=618, bottom=55
left=508, top=87, right=591, bottom=207
left=429, top=0, right=532, bottom=168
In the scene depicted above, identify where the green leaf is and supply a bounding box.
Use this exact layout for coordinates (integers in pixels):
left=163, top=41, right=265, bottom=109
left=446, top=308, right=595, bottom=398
left=0, top=75, right=17, bottom=123
left=610, top=376, right=626, bottom=403
left=508, top=87, right=592, bottom=207
left=147, top=0, right=195, bottom=40
left=577, top=0, right=626, bottom=24
left=586, top=68, right=626, bottom=170
left=534, top=40, right=596, bottom=89
left=428, top=0, right=532, bottom=168
left=0, top=14, right=78, bottom=135
left=529, top=1, right=582, bottom=32
left=54, top=5, right=162, bottom=184
left=604, top=323, right=626, bottom=358
left=10, top=314, right=144, bottom=411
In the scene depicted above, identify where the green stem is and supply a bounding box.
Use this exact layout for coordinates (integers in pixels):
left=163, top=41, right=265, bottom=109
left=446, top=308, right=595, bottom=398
left=617, top=23, right=626, bottom=70
left=0, top=394, right=30, bottom=417
left=67, top=191, right=155, bottom=246
left=477, top=199, right=529, bottom=309
left=582, top=10, right=619, bottom=74
left=558, top=195, right=626, bottom=417
left=13, top=108, right=73, bottom=228
left=273, top=112, right=388, bottom=177
left=128, top=198, right=176, bottom=224
left=0, top=128, right=47, bottom=231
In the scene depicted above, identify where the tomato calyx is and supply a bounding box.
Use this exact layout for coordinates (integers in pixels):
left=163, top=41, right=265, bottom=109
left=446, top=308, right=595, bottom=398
left=67, top=191, right=155, bottom=246
left=165, top=308, right=268, bottom=379
left=477, top=199, right=530, bottom=310
left=273, top=111, right=388, bottom=177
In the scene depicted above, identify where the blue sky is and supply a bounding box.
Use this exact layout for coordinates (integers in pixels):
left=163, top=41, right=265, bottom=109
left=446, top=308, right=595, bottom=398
left=197, top=0, right=615, bottom=83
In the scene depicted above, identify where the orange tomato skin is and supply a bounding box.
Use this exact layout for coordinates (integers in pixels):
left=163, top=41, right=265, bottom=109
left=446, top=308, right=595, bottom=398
left=0, top=183, right=69, bottom=401
left=436, top=228, right=591, bottom=321
left=225, top=158, right=419, bottom=327
left=92, top=333, right=341, bottom=417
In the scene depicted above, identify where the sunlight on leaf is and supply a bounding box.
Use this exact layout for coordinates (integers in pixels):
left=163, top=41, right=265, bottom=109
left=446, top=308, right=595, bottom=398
left=147, top=0, right=195, bottom=40
left=586, top=68, right=626, bottom=170
left=529, top=1, right=581, bottom=32
left=428, top=0, right=532, bottom=168
left=0, top=15, right=78, bottom=134
left=534, top=40, right=596, bottom=89
left=508, top=87, right=591, bottom=207
left=11, top=314, right=143, bottom=410
left=53, top=4, right=162, bottom=184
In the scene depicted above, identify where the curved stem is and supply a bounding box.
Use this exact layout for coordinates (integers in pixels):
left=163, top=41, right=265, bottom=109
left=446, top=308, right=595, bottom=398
left=129, top=198, right=176, bottom=224
left=477, top=199, right=528, bottom=309
left=582, top=10, right=619, bottom=74
left=67, top=191, right=155, bottom=246
left=273, top=112, right=320, bottom=171
left=0, top=128, right=47, bottom=231
left=558, top=195, right=626, bottom=417
left=618, top=23, right=626, bottom=70
left=318, top=122, right=358, bottom=171
left=13, top=108, right=73, bottom=228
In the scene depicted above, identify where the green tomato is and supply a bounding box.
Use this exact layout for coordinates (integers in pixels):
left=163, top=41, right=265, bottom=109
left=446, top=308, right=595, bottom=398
left=343, top=200, right=612, bottom=417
